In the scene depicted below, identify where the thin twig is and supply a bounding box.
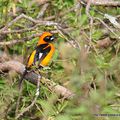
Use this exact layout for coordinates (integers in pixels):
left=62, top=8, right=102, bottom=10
left=15, top=92, right=38, bottom=119
left=44, top=3, right=80, bottom=21
left=15, top=75, right=41, bottom=119
left=85, top=0, right=93, bottom=47
left=0, top=40, right=22, bottom=46
left=0, top=28, right=73, bottom=46
left=56, top=25, right=81, bottom=49
left=0, top=25, right=72, bottom=35
left=37, top=3, right=49, bottom=19
left=0, top=13, right=59, bottom=33
left=15, top=82, right=23, bottom=116
left=0, top=24, right=39, bottom=34
left=95, top=17, right=120, bottom=39
left=0, top=33, right=42, bottom=46
left=81, top=0, right=120, bottom=6
left=0, top=14, right=36, bottom=31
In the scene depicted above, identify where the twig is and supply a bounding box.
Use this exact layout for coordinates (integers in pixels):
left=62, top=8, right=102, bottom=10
left=15, top=91, right=38, bottom=119
left=86, top=0, right=92, bottom=20
left=85, top=0, right=93, bottom=45
left=56, top=25, right=81, bottom=49
left=0, top=28, right=73, bottom=46
left=0, top=13, right=59, bottom=33
left=15, top=75, right=41, bottom=119
left=0, top=25, right=72, bottom=35
left=15, top=82, right=23, bottom=116
left=0, top=14, right=36, bottom=31
left=37, top=3, right=49, bottom=19
left=95, top=17, right=120, bottom=39
left=0, top=24, right=39, bottom=34
left=44, top=3, right=80, bottom=21
left=0, top=33, right=43, bottom=46
left=82, top=0, right=120, bottom=6
left=0, top=40, right=22, bottom=46
left=85, top=0, right=99, bottom=55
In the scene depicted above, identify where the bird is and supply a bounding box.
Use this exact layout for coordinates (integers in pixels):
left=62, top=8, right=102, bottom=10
left=19, top=31, right=55, bottom=89
left=15, top=32, right=56, bottom=115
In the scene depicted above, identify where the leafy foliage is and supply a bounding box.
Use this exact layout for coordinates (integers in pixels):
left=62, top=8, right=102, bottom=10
left=0, top=0, right=120, bottom=120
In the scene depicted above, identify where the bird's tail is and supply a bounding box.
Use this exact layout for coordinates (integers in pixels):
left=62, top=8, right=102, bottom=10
left=19, top=69, right=28, bottom=89
left=16, top=69, right=28, bottom=116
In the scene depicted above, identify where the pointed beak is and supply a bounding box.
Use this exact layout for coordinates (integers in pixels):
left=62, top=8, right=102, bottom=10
left=50, top=36, right=56, bottom=41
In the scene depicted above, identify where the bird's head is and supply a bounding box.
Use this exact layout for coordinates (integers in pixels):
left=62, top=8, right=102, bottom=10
left=37, top=32, right=55, bottom=45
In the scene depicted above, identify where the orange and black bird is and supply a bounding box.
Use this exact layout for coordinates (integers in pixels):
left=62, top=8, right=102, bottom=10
left=19, top=32, right=55, bottom=88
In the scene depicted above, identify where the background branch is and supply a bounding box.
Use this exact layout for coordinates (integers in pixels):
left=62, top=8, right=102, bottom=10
left=82, top=0, right=120, bottom=6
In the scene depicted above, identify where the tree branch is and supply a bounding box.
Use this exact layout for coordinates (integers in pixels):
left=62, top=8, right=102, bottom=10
left=82, top=0, right=120, bottom=6
left=0, top=13, right=59, bottom=33
left=37, top=3, right=49, bottom=19
left=0, top=60, right=74, bottom=99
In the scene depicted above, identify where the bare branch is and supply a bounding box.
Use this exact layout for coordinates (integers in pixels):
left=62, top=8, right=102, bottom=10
left=0, top=24, right=39, bottom=34
left=0, top=13, right=59, bottom=33
left=0, top=14, right=36, bottom=31
left=37, top=3, right=49, bottom=19
left=82, top=0, right=120, bottom=6
left=15, top=93, right=38, bottom=119
left=0, top=60, right=75, bottom=99
left=56, top=25, right=81, bottom=49
left=95, top=17, right=120, bottom=39
left=0, top=40, right=22, bottom=46
left=0, top=33, right=43, bottom=46
left=0, top=28, right=73, bottom=46
left=44, top=3, right=80, bottom=21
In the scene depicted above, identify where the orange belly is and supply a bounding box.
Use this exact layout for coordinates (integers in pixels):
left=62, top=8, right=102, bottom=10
left=40, top=43, right=55, bottom=67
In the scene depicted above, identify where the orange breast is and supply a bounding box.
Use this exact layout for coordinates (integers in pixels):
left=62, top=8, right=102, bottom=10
left=40, top=43, right=55, bottom=67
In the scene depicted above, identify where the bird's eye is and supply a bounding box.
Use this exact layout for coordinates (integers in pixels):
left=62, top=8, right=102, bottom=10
left=44, top=36, right=50, bottom=42
left=44, top=35, right=55, bottom=42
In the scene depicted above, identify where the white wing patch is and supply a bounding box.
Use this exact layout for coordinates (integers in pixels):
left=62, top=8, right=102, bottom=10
left=39, top=53, right=43, bottom=59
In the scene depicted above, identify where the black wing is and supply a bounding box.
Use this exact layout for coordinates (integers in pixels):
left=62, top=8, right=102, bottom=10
left=34, top=44, right=51, bottom=66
